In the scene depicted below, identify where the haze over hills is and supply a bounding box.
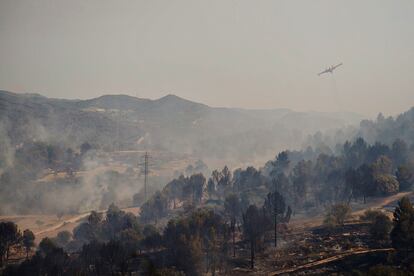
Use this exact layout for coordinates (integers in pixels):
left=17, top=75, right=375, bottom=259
left=3, top=90, right=414, bottom=274
left=0, top=90, right=364, bottom=165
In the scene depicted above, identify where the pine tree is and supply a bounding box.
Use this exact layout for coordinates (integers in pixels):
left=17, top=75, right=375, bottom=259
left=390, top=197, right=414, bottom=253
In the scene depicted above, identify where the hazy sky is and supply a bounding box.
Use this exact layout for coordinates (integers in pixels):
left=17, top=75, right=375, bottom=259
left=1, top=1, right=413, bottom=116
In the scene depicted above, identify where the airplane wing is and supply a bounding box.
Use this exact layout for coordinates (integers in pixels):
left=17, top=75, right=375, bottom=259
left=332, top=63, right=343, bottom=70
left=318, top=69, right=329, bottom=76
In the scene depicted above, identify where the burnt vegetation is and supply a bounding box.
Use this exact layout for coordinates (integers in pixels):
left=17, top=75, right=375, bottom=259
left=2, top=103, right=414, bottom=274
left=2, top=131, right=414, bottom=274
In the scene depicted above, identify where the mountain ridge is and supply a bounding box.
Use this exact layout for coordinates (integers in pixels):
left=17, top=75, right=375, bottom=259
left=1, top=90, right=366, bottom=117
left=0, top=90, right=366, bottom=162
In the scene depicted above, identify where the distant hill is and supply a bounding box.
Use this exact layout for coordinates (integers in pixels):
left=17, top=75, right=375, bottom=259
left=0, top=90, right=364, bottom=162
left=304, top=107, right=414, bottom=154
left=358, top=108, right=414, bottom=146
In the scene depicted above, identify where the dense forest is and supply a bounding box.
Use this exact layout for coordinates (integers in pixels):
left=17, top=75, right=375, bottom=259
left=2, top=105, right=414, bottom=274
left=2, top=106, right=414, bottom=274
left=4, top=197, right=414, bottom=275
left=138, top=135, right=414, bottom=225
left=305, top=107, right=414, bottom=154
left=2, top=106, right=414, bottom=215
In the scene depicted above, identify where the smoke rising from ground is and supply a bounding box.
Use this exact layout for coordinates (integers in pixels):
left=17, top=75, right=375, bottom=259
left=0, top=91, right=365, bottom=215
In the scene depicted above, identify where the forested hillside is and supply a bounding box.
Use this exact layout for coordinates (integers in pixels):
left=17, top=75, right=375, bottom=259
left=358, top=108, right=414, bottom=145
left=305, top=108, right=414, bottom=157
left=0, top=90, right=363, bottom=164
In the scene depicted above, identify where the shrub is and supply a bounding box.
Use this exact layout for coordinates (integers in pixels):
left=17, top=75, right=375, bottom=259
left=324, top=203, right=351, bottom=227
left=369, top=213, right=392, bottom=241
left=360, top=209, right=383, bottom=222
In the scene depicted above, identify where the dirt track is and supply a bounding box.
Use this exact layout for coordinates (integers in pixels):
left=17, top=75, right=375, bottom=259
left=1, top=190, right=411, bottom=244
left=34, top=206, right=140, bottom=239
left=34, top=213, right=91, bottom=236
left=271, top=248, right=395, bottom=275
left=0, top=207, right=140, bottom=242
left=289, top=191, right=413, bottom=230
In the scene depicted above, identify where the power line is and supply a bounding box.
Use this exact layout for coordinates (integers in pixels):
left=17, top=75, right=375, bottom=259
left=136, top=151, right=162, bottom=202
left=136, top=152, right=151, bottom=203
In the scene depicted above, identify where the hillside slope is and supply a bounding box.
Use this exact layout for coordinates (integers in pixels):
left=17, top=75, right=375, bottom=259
left=0, top=90, right=364, bottom=162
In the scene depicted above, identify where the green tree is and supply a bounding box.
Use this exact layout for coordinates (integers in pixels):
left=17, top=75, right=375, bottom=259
left=100, top=240, right=130, bottom=276
left=267, top=151, right=290, bottom=179
left=0, top=221, right=21, bottom=266
left=360, top=209, right=383, bottom=222
left=396, top=165, right=413, bottom=191
left=324, top=203, right=351, bottom=227
left=345, top=168, right=358, bottom=203
left=74, top=221, right=98, bottom=244
left=224, top=194, right=241, bottom=257
left=234, top=167, right=266, bottom=192
left=79, top=240, right=103, bottom=275
left=37, top=238, right=68, bottom=276
left=38, top=237, right=58, bottom=256
left=22, top=229, right=35, bottom=259
left=140, top=191, right=168, bottom=224
left=217, top=166, right=232, bottom=196
left=374, top=174, right=399, bottom=196
left=343, top=137, right=368, bottom=168
left=189, top=173, right=206, bottom=204
left=163, top=209, right=225, bottom=275
left=141, top=225, right=161, bottom=252
left=391, top=139, right=408, bottom=166
left=372, top=155, right=393, bottom=175
left=88, top=211, right=103, bottom=226
left=80, top=142, right=92, bottom=155
left=369, top=213, right=392, bottom=241
left=210, top=170, right=221, bottom=197
left=390, top=197, right=414, bottom=253
left=291, top=160, right=312, bottom=206
left=356, top=164, right=375, bottom=203
left=162, top=176, right=186, bottom=209
left=263, top=186, right=287, bottom=248
left=205, top=227, right=219, bottom=275
left=164, top=230, right=203, bottom=275
left=55, top=231, right=72, bottom=248
left=207, top=178, right=216, bottom=200
left=242, top=205, right=265, bottom=269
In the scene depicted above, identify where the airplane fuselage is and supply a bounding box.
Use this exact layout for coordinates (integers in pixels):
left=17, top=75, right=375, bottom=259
left=318, top=63, right=342, bottom=76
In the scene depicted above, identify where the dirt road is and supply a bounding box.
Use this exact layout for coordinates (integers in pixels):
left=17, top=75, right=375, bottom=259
left=0, top=206, right=140, bottom=242
left=290, top=191, right=413, bottom=230
left=33, top=206, right=140, bottom=239
left=271, top=248, right=395, bottom=275
left=34, top=213, right=91, bottom=236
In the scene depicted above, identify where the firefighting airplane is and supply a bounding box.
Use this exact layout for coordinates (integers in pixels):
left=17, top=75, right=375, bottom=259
left=318, top=63, right=343, bottom=76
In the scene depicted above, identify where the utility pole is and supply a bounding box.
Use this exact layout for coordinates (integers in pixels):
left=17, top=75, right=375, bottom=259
left=137, top=151, right=152, bottom=204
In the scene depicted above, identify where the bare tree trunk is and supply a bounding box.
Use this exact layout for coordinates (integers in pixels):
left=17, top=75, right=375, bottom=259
left=232, top=229, right=236, bottom=257
left=206, top=250, right=210, bottom=273
left=274, top=180, right=278, bottom=248
left=250, top=240, right=255, bottom=269
left=347, top=192, right=352, bottom=205
left=274, top=216, right=277, bottom=248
